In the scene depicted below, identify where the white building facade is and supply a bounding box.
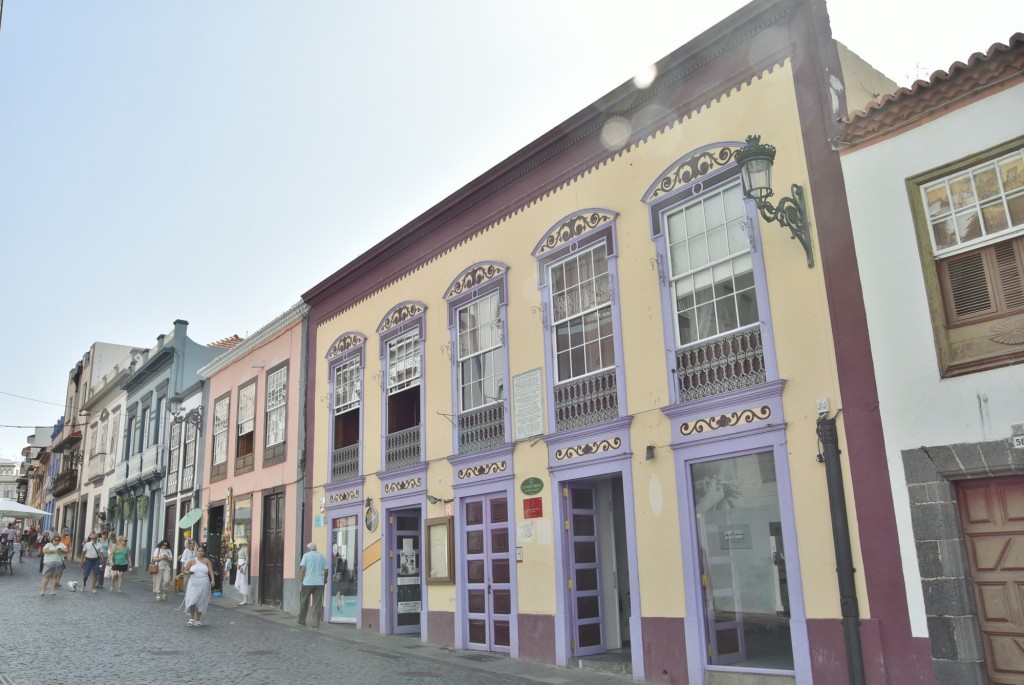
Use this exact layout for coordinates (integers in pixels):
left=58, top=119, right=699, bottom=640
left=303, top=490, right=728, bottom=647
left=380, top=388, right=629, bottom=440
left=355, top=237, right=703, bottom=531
left=840, top=36, right=1024, bottom=685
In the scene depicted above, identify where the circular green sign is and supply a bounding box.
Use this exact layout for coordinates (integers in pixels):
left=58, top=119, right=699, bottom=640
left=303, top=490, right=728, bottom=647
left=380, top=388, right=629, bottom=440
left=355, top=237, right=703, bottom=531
left=520, top=477, right=544, bottom=496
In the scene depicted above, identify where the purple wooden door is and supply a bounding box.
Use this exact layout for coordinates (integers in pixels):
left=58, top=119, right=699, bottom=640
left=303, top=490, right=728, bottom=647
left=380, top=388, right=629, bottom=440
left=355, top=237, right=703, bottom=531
left=567, top=485, right=605, bottom=656
left=391, top=510, right=422, bottom=634
left=464, top=494, right=513, bottom=652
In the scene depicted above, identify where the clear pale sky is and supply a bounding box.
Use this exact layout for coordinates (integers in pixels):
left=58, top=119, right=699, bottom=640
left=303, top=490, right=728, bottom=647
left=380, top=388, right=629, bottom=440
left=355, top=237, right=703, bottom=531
left=1, top=0, right=1021, bottom=461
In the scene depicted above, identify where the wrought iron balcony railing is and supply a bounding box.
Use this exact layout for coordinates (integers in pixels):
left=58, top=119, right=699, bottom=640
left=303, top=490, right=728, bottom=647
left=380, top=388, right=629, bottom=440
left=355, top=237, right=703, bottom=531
left=458, top=403, right=505, bottom=454
left=331, top=444, right=360, bottom=482
left=51, top=468, right=79, bottom=497
left=554, top=370, right=618, bottom=433
left=385, top=425, right=421, bottom=471
left=676, top=326, right=766, bottom=402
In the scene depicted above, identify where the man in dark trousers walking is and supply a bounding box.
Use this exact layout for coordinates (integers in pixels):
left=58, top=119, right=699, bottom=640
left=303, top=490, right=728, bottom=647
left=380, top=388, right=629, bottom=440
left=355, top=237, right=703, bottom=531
left=297, top=542, right=328, bottom=629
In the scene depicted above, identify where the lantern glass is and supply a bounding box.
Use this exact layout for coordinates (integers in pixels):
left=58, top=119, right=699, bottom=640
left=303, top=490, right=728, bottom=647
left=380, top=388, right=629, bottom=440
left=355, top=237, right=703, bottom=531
left=740, top=156, right=774, bottom=200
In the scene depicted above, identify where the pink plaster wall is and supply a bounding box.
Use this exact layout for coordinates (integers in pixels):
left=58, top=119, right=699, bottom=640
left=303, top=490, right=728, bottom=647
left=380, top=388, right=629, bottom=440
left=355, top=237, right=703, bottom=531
left=202, top=318, right=304, bottom=580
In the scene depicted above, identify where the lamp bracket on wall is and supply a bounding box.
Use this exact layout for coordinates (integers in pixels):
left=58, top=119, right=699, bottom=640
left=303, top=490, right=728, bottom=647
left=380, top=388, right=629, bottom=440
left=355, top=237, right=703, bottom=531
left=426, top=494, right=453, bottom=505
left=754, top=184, right=813, bottom=268
left=168, top=396, right=203, bottom=430
left=735, top=134, right=814, bottom=268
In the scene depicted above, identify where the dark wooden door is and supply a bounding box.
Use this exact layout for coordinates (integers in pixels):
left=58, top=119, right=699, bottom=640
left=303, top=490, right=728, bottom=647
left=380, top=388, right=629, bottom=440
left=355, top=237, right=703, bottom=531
left=163, top=503, right=176, bottom=553
left=260, top=492, right=284, bottom=606
left=957, top=477, right=1024, bottom=685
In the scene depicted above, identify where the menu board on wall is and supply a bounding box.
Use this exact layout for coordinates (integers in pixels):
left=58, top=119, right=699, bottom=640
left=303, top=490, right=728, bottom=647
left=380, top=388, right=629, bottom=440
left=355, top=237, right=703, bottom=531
left=513, top=368, right=544, bottom=441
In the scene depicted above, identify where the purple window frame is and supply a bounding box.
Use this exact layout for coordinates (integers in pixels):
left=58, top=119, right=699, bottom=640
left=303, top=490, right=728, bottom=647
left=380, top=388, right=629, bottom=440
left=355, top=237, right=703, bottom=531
left=377, top=302, right=427, bottom=469
left=672, top=422, right=810, bottom=684
left=325, top=498, right=364, bottom=629
left=443, top=262, right=512, bottom=456
left=325, top=331, right=366, bottom=483
left=642, top=142, right=780, bottom=405
left=530, top=209, right=629, bottom=432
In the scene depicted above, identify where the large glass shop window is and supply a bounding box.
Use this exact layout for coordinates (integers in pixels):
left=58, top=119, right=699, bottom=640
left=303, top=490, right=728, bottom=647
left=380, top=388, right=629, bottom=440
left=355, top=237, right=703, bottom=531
left=331, top=515, right=359, bottom=623
left=233, top=497, right=252, bottom=545
left=691, top=451, right=793, bottom=671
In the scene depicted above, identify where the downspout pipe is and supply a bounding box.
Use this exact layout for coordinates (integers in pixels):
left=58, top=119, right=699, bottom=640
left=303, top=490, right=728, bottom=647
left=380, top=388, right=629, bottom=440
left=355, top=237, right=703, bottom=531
left=817, top=414, right=866, bottom=685
left=298, top=313, right=309, bottom=554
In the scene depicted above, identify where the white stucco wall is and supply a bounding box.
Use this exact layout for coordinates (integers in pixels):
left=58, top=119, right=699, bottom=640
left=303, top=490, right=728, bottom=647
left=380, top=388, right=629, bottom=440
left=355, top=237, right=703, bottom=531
left=840, top=82, right=1024, bottom=637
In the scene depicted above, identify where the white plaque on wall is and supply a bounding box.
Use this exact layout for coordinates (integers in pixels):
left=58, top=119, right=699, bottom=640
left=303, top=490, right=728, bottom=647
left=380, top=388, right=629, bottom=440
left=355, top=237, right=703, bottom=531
left=513, top=368, right=544, bottom=442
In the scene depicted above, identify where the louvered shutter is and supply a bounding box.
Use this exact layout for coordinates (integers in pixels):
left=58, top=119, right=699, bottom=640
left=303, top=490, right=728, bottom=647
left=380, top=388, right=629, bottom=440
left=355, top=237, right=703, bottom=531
left=942, top=251, right=994, bottom=322
left=940, top=235, right=1024, bottom=324
left=993, top=237, right=1024, bottom=311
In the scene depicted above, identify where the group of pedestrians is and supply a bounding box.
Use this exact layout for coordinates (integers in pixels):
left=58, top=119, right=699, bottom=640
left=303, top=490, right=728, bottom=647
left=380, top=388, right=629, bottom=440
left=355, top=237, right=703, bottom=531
left=28, top=531, right=328, bottom=631
left=139, top=537, right=213, bottom=626
left=0, top=524, right=37, bottom=561
left=37, top=530, right=134, bottom=595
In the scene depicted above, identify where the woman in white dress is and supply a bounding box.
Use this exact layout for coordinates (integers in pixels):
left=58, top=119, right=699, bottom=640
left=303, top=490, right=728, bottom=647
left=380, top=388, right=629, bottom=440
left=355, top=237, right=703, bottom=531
left=183, top=545, right=214, bottom=627
left=234, top=542, right=249, bottom=606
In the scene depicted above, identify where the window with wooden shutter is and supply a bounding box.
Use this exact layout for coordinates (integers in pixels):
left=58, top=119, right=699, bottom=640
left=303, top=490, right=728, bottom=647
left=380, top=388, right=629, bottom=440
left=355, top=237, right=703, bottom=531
left=909, top=137, right=1024, bottom=375
left=939, top=234, right=1024, bottom=325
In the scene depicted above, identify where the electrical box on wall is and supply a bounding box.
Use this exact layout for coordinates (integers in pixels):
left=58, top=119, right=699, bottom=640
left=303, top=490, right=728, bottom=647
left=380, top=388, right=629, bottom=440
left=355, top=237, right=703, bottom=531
left=816, top=398, right=830, bottom=415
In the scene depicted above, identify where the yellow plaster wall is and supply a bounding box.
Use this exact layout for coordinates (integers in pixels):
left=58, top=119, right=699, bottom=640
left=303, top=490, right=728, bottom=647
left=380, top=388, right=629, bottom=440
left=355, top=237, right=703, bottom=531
left=311, top=59, right=868, bottom=625
left=836, top=41, right=898, bottom=115
left=509, top=445, right=558, bottom=614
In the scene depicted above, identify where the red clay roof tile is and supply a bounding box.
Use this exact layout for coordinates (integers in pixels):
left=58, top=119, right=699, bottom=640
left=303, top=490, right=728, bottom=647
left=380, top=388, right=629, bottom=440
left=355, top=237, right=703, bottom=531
left=841, top=33, right=1024, bottom=146
left=207, top=334, right=244, bottom=349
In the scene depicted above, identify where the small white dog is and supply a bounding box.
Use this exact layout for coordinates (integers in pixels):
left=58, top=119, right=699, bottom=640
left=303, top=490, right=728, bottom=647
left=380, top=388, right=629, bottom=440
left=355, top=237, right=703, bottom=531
left=66, top=580, right=79, bottom=592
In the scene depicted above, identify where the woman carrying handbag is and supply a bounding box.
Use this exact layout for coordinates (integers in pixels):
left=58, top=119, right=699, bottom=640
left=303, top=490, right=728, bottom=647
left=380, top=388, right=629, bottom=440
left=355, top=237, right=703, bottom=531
left=151, top=539, right=174, bottom=601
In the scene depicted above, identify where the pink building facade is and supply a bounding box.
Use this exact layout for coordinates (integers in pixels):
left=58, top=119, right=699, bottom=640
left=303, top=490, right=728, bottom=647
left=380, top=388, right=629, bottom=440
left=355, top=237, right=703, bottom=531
left=199, top=302, right=308, bottom=613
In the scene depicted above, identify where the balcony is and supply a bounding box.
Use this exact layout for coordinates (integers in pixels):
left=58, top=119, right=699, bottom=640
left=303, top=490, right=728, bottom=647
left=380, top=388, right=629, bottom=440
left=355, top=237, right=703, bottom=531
left=331, top=444, right=360, bottom=482
left=107, top=460, right=127, bottom=490
left=139, top=443, right=163, bottom=480
left=458, top=403, right=505, bottom=454
left=51, top=468, right=79, bottom=497
left=676, top=326, right=765, bottom=403
left=87, top=453, right=106, bottom=482
left=554, top=369, right=618, bottom=433
left=385, top=425, right=421, bottom=471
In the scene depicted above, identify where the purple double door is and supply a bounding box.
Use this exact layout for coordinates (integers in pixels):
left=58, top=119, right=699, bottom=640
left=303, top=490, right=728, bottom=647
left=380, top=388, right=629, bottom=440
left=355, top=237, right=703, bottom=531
left=463, top=493, right=513, bottom=652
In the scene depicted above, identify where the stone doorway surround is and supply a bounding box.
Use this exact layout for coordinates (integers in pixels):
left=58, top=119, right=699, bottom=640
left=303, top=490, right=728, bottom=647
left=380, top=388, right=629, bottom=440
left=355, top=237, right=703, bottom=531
left=902, top=429, right=1022, bottom=685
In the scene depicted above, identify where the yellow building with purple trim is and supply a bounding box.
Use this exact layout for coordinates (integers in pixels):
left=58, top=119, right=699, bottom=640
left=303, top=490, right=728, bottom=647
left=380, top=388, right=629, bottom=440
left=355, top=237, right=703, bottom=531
left=301, top=1, right=929, bottom=683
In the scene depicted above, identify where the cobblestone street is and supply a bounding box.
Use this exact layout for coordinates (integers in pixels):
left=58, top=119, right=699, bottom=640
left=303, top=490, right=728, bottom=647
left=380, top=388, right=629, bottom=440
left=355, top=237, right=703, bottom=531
left=2, top=562, right=626, bottom=685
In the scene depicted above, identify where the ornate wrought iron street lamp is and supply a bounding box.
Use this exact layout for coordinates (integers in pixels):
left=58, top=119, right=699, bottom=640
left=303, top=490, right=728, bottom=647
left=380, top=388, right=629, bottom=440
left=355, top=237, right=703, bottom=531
left=735, top=134, right=814, bottom=268
left=168, top=396, right=203, bottom=431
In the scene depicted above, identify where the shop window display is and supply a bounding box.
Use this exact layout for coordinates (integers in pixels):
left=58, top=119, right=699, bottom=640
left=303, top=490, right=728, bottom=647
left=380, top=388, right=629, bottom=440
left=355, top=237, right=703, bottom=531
left=331, top=515, right=359, bottom=622
left=691, top=451, right=793, bottom=671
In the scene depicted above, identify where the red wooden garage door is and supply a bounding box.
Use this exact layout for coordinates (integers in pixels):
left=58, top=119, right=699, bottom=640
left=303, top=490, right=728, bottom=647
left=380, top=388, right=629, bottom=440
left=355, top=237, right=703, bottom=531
left=957, top=477, right=1024, bottom=685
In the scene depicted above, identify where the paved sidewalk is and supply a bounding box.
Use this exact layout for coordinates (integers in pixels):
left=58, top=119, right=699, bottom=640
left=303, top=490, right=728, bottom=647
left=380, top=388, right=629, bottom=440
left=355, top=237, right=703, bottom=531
left=164, top=574, right=632, bottom=685
left=10, top=567, right=629, bottom=685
